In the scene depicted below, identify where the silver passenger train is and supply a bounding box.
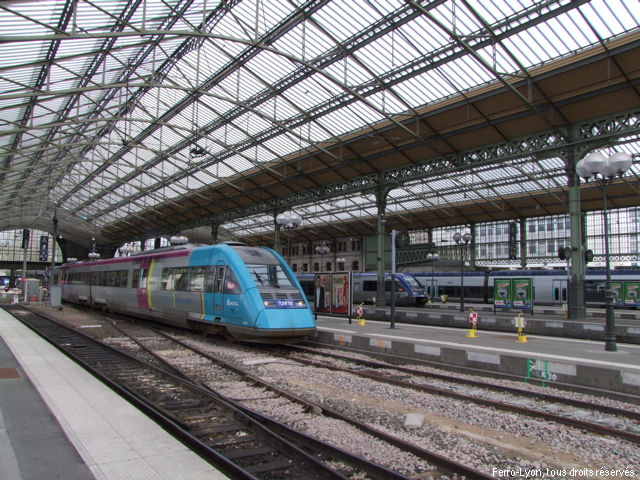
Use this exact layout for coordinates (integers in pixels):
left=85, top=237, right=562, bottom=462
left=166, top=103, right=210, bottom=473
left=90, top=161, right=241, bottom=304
left=55, top=242, right=316, bottom=343
left=412, top=268, right=640, bottom=307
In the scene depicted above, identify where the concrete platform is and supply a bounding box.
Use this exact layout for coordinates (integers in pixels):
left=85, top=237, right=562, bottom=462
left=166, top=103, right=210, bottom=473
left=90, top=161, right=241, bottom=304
left=0, top=307, right=228, bottom=480
left=360, top=302, right=640, bottom=343
left=311, top=314, right=640, bottom=400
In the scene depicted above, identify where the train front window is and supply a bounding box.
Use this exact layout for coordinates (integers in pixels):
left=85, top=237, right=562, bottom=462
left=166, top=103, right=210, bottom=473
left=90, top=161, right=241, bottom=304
left=248, top=264, right=296, bottom=290
left=402, top=275, right=423, bottom=290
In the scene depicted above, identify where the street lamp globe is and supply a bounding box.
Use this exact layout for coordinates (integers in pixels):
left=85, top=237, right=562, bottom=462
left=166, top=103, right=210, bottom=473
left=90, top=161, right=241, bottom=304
left=276, top=211, right=302, bottom=229
left=575, top=150, right=633, bottom=352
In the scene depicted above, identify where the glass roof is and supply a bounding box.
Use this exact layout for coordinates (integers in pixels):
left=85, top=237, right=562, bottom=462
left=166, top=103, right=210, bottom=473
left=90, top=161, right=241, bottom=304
left=0, top=0, right=638, bottom=245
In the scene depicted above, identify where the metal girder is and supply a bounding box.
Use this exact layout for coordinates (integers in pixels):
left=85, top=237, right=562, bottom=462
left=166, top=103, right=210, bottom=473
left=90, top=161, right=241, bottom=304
left=132, top=108, right=639, bottom=241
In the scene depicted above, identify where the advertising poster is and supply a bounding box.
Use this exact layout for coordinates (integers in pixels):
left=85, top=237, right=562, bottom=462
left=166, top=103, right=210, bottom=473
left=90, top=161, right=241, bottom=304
left=494, top=279, right=511, bottom=308
left=331, top=272, right=351, bottom=315
left=314, top=274, right=330, bottom=313
left=624, top=281, right=639, bottom=307
left=513, top=278, right=532, bottom=309
left=610, top=281, right=624, bottom=306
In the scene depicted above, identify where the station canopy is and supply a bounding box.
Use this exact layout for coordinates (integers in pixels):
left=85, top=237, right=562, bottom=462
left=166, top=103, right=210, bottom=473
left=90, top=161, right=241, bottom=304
left=0, top=0, right=639, bottom=249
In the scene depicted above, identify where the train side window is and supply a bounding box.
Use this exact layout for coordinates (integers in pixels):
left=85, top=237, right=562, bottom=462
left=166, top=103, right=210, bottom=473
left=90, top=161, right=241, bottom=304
left=363, top=281, right=377, bottom=292
left=223, top=268, right=242, bottom=294
left=214, top=266, right=226, bottom=293
left=553, top=288, right=559, bottom=301
left=132, top=269, right=140, bottom=288
left=161, top=268, right=174, bottom=290
left=173, top=267, right=190, bottom=291
left=189, top=267, right=206, bottom=292
left=204, top=266, right=215, bottom=292
left=105, top=271, right=116, bottom=287
left=120, top=270, right=128, bottom=288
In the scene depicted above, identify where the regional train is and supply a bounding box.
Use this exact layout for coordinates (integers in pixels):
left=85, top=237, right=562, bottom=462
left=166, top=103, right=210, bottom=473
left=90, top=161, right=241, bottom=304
left=296, top=268, right=639, bottom=309
left=412, top=268, right=640, bottom=307
left=297, top=272, right=428, bottom=307
left=55, top=242, right=316, bottom=343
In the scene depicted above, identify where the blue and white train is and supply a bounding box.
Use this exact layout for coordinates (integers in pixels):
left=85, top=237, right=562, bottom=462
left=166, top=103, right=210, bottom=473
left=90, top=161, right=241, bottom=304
left=55, top=242, right=316, bottom=343
left=297, top=272, right=428, bottom=307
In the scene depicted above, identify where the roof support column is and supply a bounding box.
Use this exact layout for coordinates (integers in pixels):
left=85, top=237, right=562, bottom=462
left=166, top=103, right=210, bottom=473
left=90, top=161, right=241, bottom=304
left=469, top=224, right=476, bottom=269
left=273, top=210, right=281, bottom=256
left=211, top=222, right=219, bottom=244
left=567, top=147, right=586, bottom=319
left=519, top=218, right=527, bottom=269
left=376, top=172, right=388, bottom=308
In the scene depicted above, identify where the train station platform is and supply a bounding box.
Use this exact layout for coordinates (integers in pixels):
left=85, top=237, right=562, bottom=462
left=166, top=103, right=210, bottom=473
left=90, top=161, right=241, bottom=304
left=311, top=311, right=640, bottom=402
left=363, top=302, right=640, bottom=343
left=0, top=307, right=227, bottom=480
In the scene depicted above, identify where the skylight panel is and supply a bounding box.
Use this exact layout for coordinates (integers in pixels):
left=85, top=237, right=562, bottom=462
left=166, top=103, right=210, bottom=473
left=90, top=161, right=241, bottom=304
left=468, top=0, right=518, bottom=23
left=73, top=1, right=128, bottom=33
left=313, top=103, right=372, bottom=137
left=223, top=154, right=255, bottom=173
left=315, top=0, right=374, bottom=43
left=271, top=19, right=335, bottom=63
left=214, top=162, right=238, bottom=178
left=281, top=75, right=335, bottom=112
left=581, top=0, right=636, bottom=36
left=0, top=2, right=59, bottom=36
left=366, top=90, right=409, bottom=116
left=353, top=37, right=399, bottom=78
left=257, top=97, right=297, bottom=124
left=322, top=56, right=374, bottom=89
left=243, top=49, right=293, bottom=87
left=262, top=133, right=303, bottom=157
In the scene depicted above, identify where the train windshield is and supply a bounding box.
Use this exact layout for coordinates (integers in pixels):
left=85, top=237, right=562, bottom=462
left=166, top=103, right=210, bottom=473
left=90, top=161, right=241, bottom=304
left=248, top=264, right=296, bottom=290
left=400, top=274, right=423, bottom=290
left=231, top=245, right=298, bottom=291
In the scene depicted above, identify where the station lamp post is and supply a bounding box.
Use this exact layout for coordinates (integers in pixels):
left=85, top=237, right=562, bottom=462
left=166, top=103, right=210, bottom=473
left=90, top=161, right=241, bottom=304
left=276, top=211, right=302, bottom=264
left=315, top=244, right=329, bottom=271
left=576, top=151, right=633, bottom=352
left=452, top=231, right=471, bottom=312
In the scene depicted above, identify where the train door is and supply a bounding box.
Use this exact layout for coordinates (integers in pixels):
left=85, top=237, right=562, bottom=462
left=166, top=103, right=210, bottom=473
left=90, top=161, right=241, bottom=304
left=423, top=279, right=438, bottom=301
left=136, top=259, right=151, bottom=310
left=552, top=279, right=567, bottom=305
left=212, top=265, right=226, bottom=319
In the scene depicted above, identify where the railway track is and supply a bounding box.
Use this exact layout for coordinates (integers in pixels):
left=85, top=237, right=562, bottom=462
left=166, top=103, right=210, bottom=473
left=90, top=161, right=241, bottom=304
left=279, top=344, right=640, bottom=444
left=99, top=313, right=497, bottom=480
left=10, top=303, right=499, bottom=479
left=5, top=305, right=406, bottom=480
left=14, top=303, right=640, bottom=478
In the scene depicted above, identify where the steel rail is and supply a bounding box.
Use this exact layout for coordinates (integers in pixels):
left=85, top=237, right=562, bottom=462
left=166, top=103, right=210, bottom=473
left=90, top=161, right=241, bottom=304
left=4, top=305, right=352, bottom=480
left=282, top=345, right=640, bottom=444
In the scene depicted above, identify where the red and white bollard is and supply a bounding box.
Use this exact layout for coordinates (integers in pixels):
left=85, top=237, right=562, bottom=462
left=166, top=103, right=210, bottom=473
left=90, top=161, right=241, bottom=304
left=466, top=309, right=478, bottom=338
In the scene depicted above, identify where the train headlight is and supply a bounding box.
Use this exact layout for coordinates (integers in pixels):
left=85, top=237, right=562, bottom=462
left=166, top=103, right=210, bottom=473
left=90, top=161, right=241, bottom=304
left=263, top=298, right=307, bottom=309
left=264, top=299, right=277, bottom=308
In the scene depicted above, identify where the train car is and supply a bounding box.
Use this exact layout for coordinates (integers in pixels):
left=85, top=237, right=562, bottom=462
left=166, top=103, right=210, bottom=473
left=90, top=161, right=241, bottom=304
left=411, top=271, right=488, bottom=304
left=0, top=269, right=15, bottom=290
left=297, top=272, right=428, bottom=307
left=409, top=268, right=640, bottom=307
left=55, top=242, right=316, bottom=343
